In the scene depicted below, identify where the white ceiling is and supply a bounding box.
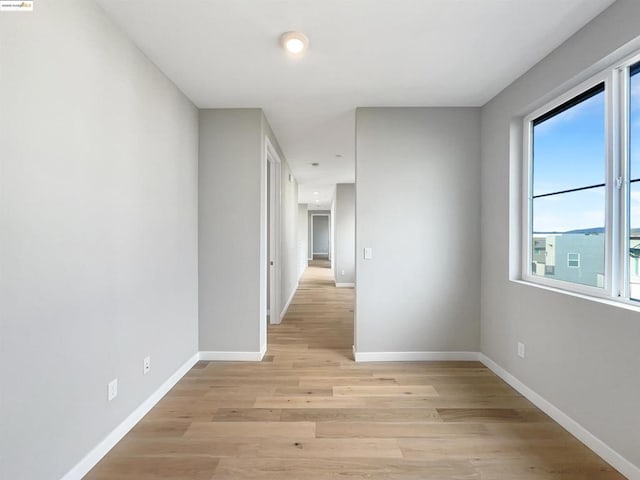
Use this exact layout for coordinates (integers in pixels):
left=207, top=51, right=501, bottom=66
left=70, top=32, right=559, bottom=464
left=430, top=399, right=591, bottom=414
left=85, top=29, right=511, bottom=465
left=97, top=0, right=615, bottom=205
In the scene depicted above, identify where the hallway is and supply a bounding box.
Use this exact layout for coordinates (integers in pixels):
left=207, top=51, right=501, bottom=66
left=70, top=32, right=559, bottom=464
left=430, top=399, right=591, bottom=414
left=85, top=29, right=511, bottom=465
left=269, top=261, right=353, bottom=355
left=85, top=265, right=623, bottom=479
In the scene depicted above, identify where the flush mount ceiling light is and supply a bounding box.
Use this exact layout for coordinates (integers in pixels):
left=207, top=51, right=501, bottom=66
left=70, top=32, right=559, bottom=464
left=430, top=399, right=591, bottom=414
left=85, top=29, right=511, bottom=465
left=280, top=31, right=309, bottom=55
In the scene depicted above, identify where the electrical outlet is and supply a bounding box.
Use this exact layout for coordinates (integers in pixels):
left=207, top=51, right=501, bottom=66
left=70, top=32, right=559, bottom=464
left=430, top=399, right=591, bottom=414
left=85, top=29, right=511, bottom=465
left=341, top=269, right=345, bottom=276
left=517, top=342, right=525, bottom=359
left=143, top=356, right=151, bottom=375
left=108, top=378, right=118, bottom=401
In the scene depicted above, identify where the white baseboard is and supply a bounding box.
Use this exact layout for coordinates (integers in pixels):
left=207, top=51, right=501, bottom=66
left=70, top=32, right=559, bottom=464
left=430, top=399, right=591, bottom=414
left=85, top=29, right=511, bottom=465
left=353, top=350, right=479, bottom=362
left=280, top=285, right=297, bottom=321
left=335, top=282, right=355, bottom=288
left=199, top=347, right=266, bottom=362
left=478, top=353, right=639, bottom=480
left=61, top=352, right=199, bottom=480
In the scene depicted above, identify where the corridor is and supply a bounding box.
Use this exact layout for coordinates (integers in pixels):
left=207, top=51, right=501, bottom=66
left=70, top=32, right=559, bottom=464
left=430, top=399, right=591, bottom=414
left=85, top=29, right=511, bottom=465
left=85, top=265, right=622, bottom=479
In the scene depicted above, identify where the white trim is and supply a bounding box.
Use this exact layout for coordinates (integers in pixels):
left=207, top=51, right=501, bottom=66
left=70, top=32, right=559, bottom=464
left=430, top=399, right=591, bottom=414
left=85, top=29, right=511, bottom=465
left=478, top=353, right=640, bottom=480
left=280, top=284, right=297, bottom=321
left=353, top=350, right=480, bottom=362
left=60, top=353, right=199, bottom=480
left=199, top=347, right=266, bottom=362
left=261, top=136, right=282, bottom=348
left=335, top=282, right=355, bottom=288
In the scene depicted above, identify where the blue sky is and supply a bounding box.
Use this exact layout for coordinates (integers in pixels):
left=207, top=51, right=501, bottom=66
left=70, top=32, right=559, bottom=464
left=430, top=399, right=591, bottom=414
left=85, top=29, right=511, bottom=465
left=532, top=91, right=605, bottom=233
left=532, top=72, right=640, bottom=233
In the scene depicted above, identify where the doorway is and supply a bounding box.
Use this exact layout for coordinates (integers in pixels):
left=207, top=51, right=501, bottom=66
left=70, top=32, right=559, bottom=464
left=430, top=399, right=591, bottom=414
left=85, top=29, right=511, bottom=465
left=260, top=137, right=282, bottom=355
left=311, top=213, right=331, bottom=267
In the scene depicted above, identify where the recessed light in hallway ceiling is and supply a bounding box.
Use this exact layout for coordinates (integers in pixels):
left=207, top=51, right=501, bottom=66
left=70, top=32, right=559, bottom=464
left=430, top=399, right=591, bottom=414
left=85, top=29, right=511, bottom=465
left=280, top=31, right=309, bottom=55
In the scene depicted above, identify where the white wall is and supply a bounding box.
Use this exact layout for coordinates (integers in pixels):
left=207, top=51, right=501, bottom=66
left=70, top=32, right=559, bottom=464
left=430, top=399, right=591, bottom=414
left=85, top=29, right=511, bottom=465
left=481, top=0, right=640, bottom=471
left=334, top=183, right=356, bottom=285
left=298, top=204, right=309, bottom=277
left=355, top=107, right=481, bottom=354
left=0, top=2, right=199, bottom=479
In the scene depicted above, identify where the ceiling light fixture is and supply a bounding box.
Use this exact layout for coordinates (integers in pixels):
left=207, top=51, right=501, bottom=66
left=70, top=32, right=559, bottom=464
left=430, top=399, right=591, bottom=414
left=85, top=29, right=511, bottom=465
left=280, top=31, right=309, bottom=55
left=313, top=191, right=319, bottom=195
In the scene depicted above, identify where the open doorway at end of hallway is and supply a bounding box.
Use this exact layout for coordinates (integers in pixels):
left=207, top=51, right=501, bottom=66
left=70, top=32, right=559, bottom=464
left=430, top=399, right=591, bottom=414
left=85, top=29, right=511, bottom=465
left=310, top=212, right=331, bottom=269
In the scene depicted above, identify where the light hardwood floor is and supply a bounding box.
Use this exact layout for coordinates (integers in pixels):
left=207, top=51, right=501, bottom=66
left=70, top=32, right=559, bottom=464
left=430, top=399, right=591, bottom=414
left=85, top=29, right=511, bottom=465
left=85, top=265, right=625, bottom=479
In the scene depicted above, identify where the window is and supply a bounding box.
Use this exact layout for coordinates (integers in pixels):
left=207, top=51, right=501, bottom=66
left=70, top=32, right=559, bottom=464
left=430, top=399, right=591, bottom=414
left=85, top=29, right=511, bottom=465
left=529, top=83, right=605, bottom=288
left=523, top=54, right=640, bottom=305
left=629, top=62, right=640, bottom=300
left=567, top=253, right=581, bottom=268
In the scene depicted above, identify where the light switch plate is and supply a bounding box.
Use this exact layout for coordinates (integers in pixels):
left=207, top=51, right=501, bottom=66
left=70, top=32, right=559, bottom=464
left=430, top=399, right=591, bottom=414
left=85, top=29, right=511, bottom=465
left=364, top=247, right=373, bottom=260
left=108, top=378, right=118, bottom=401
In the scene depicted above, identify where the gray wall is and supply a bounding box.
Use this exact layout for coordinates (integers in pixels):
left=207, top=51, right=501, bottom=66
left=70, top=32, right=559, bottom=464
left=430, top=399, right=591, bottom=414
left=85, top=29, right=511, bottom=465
left=298, top=204, right=309, bottom=277
left=199, top=109, right=263, bottom=352
left=313, top=216, right=330, bottom=254
left=334, top=184, right=356, bottom=284
left=355, top=108, right=481, bottom=353
left=330, top=193, right=336, bottom=271
left=0, top=2, right=199, bottom=479
left=199, top=110, right=298, bottom=351
left=480, top=0, right=640, bottom=468
left=308, top=210, right=331, bottom=258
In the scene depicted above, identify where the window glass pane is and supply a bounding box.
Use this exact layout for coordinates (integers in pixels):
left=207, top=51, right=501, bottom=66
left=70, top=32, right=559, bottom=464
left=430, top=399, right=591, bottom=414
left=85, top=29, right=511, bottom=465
left=532, top=90, right=605, bottom=197
left=531, top=187, right=605, bottom=288
left=630, top=64, right=640, bottom=180
left=630, top=64, right=640, bottom=300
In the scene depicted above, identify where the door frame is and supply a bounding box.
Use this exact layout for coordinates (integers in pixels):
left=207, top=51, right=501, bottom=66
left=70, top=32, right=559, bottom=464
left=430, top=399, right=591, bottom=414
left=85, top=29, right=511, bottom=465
left=310, top=213, right=331, bottom=259
left=260, top=136, right=282, bottom=354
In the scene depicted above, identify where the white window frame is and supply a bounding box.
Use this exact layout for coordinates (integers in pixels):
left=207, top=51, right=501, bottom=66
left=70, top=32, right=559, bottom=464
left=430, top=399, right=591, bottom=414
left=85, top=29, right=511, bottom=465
left=522, top=71, right=614, bottom=299
left=521, top=50, right=640, bottom=306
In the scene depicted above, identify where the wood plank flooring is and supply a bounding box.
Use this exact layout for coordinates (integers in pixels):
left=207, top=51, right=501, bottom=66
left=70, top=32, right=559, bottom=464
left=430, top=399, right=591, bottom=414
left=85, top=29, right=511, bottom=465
left=85, top=264, right=625, bottom=479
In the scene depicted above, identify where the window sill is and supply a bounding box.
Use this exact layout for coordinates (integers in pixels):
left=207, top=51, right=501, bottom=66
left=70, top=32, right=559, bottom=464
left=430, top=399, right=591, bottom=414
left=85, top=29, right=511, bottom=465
left=510, top=278, right=640, bottom=314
